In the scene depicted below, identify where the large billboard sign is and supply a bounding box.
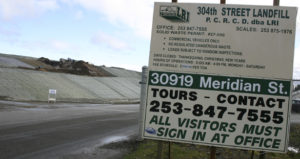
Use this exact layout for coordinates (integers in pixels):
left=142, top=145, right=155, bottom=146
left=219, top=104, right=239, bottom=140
left=142, top=2, right=297, bottom=152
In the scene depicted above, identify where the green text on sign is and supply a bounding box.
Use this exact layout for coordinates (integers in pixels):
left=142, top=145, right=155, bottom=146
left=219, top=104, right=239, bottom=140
left=148, top=70, right=290, bottom=96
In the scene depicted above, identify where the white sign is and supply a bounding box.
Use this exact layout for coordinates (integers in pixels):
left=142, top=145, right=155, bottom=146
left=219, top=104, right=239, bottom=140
left=142, top=2, right=297, bottom=153
left=49, top=89, right=57, bottom=94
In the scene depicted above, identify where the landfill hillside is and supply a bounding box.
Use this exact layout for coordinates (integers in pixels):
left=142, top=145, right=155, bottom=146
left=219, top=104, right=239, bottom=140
left=0, top=53, right=141, bottom=103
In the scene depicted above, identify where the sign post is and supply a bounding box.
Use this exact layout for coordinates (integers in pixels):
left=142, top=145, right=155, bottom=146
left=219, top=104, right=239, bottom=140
left=143, top=1, right=297, bottom=154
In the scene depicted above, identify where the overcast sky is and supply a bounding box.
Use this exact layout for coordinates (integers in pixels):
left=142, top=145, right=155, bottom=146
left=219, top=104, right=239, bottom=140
left=0, top=0, right=299, bottom=79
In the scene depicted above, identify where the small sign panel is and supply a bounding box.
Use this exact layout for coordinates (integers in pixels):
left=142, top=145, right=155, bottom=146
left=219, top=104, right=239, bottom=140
left=143, top=2, right=297, bottom=153
left=49, top=89, right=57, bottom=94
left=160, top=6, right=190, bottom=22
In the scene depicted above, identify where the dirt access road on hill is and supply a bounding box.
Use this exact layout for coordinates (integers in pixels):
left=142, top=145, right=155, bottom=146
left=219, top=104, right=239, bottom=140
left=0, top=101, right=139, bottom=159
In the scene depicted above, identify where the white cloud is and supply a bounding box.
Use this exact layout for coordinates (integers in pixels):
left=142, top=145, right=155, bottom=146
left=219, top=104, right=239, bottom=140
left=117, top=63, right=143, bottom=72
left=70, top=0, right=158, bottom=39
left=16, top=39, right=79, bottom=54
left=0, top=26, right=20, bottom=36
left=294, top=47, right=300, bottom=79
left=91, top=31, right=131, bottom=51
left=294, top=66, right=300, bottom=79
left=0, top=0, right=58, bottom=20
left=75, top=10, right=83, bottom=20
left=60, top=0, right=73, bottom=6
left=51, top=40, right=72, bottom=50
left=0, top=25, right=21, bottom=45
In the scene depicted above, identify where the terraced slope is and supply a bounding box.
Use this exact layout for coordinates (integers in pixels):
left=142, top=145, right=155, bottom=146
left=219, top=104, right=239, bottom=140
left=0, top=53, right=141, bottom=103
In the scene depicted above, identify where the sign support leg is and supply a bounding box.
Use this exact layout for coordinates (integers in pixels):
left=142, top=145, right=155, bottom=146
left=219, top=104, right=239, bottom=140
left=138, top=66, right=148, bottom=141
left=168, top=142, right=171, bottom=159
left=157, top=141, right=163, bottom=159
left=250, top=150, right=254, bottom=159
left=259, top=151, right=265, bottom=159
left=210, top=147, right=216, bottom=159
left=273, top=0, right=280, bottom=6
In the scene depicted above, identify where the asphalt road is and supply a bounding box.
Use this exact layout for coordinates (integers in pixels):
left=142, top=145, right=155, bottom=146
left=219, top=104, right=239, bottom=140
left=1, top=101, right=300, bottom=159
left=0, top=101, right=139, bottom=159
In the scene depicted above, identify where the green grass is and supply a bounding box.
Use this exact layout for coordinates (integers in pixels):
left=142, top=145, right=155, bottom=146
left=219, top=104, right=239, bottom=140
left=124, top=124, right=300, bottom=159
left=123, top=140, right=209, bottom=159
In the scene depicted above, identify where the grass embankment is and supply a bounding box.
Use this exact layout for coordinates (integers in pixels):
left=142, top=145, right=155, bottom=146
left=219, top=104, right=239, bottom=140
left=124, top=124, right=300, bottom=159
